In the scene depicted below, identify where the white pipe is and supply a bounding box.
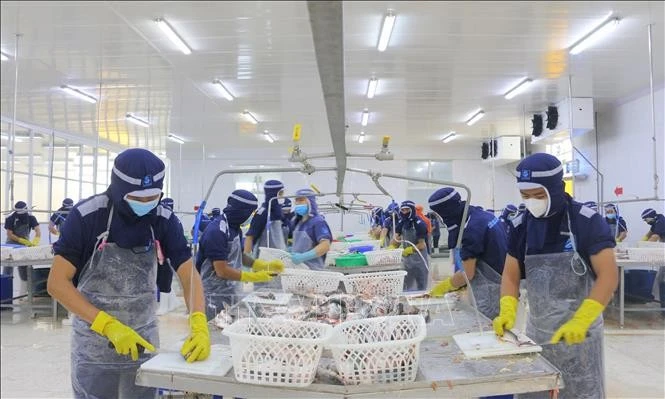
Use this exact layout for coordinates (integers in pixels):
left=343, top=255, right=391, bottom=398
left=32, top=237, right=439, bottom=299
left=647, top=23, right=660, bottom=198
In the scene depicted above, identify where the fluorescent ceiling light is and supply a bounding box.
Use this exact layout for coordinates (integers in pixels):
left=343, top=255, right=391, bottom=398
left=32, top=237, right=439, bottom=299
left=60, top=85, right=98, bottom=104
left=366, top=78, right=378, bottom=99
left=570, top=14, right=620, bottom=55
left=213, top=79, right=234, bottom=101
left=504, top=78, right=533, bottom=100
left=358, top=135, right=365, bottom=144
left=167, top=134, right=185, bottom=144
left=377, top=12, right=396, bottom=52
left=155, top=18, right=192, bottom=55
left=263, top=130, right=275, bottom=143
left=0, top=51, right=9, bottom=61
left=126, top=113, right=150, bottom=128
left=466, top=110, right=485, bottom=126
left=242, top=110, right=259, bottom=124
left=361, top=109, right=369, bottom=126
left=442, top=132, right=457, bottom=143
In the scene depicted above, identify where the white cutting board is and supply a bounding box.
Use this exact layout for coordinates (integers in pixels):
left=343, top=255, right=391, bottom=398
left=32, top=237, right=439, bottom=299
left=242, top=292, right=293, bottom=305
left=139, top=345, right=233, bottom=377
left=453, top=330, right=542, bottom=359
left=404, top=292, right=456, bottom=308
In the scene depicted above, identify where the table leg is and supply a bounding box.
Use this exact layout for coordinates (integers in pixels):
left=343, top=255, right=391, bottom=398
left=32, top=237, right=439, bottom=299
left=619, top=266, right=625, bottom=328
left=27, top=265, right=33, bottom=303
left=52, top=297, right=58, bottom=322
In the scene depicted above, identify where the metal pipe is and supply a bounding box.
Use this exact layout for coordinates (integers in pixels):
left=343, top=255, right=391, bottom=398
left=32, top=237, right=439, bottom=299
left=8, top=34, right=21, bottom=206
left=601, top=197, right=664, bottom=205
left=647, top=23, right=660, bottom=198
left=27, top=130, right=33, bottom=208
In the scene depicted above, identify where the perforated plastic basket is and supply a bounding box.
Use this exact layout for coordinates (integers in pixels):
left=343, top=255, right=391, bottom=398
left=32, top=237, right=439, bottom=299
left=364, top=249, right=403, bottom=266
left=9, top=245, right=53, bottom=261
left=258, top=247, right=307, bottom=270
left=327, top=315, right=426, bottom=385
left=343, top=270, right=407, bottom=297
left=223, top=318, right=333, bottom=387
left=626, top=248, right=665, bottom=264
left=280, top=269, right=345, bottom=295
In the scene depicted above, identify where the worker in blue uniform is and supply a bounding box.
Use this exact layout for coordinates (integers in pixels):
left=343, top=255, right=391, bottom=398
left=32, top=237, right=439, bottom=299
left=289, top=189, right=332, bottom=270
left=499, top=204, right=518, bottom=238
left=582, top=200, right=599, bottom=213
left=428, top=188, right=507, bottom=320
left=379, top=201, right=399, bottom=248
left=641, top=208, right=665, bottom=242
left=48, top=148, right=211, bottom=398
left=3, top=201, right=42, bottom=292
left=390, top=201, right=429, bottom=291
left=493, top=153, right=618, bottom=399
left=197, top=190, right=284, bottom=319
left=281, top=197, right=294, bottom=247
left=427, top=211, right=442, bottom=253
left=244, top=180, right=286, bottom=256
left=49, top=198, right=75, bottom=235
left=604, top=203, right=627, bottom=243
left=160, top=197, right=174, bottom=211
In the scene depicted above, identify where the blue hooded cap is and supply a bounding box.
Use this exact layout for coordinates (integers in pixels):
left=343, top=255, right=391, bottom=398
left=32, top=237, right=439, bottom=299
left=263, top=179, right=284, bottom=221
left=282, top=197, right=292, bottom=212
left=641, top=208, right=657, bottom=220
left=62, top=198, right=74, bottom=209
left=399, top=200, right=418, bottom=223
left=160, top=197, right=174, bottom=210
left=109, top=148, right=165, bottom=220
left=224, top=190, right=258, bottom=227
left=501, top=204, right=518, bottom=220
left=515, top=153, right=566, bottom=250
left=13, top=201, right=28, bottom=213
left=384, top=201, right=399, bottom=215
left=210, top=207, right=221, bottom=217
left=583, top=201, right=598, bottom=212
left=295, top=188, right=319, bottom=216
left=518, top=203, right=526, bottom=212
left=428, top=188, right=465, bottom=230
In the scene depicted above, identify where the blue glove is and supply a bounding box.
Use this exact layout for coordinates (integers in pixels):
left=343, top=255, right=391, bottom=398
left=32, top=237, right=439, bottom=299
left=291, top=249, right=318, bottom=265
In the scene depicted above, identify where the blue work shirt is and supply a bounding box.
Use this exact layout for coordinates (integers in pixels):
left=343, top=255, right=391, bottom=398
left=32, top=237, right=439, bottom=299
left=50, top=206, right=71, bottom=229
left=196, top=215, right=241, bottom=271
left=508, top=199, right=615, bottom=278
left=53, top=193, right=191, bottom=290
left=246, top=205, right=270, bottom=239
left=293, top=215, right=332, bottom=245
left=448, top=206, right=507, bottom=274
left=396, top=217, right=428, bottom=241
left=648, top=214, right=665, bottom=239
left=4, top=213, right=39, bottom=238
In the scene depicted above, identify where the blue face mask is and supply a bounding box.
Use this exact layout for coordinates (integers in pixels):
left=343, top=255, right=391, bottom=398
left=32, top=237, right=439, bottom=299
left=126, top=198, right=159, bottom=217
left=294, top=204, right=309, bottom=216
left=606, top=213, right=616, bottom=220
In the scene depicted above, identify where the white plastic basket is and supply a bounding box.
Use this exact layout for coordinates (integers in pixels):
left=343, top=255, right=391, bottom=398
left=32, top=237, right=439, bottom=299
left=9, top=245, right=53, bottom=261
left=364, top=249, right=403, bottom=266
left=627, top=247, right=665, bottom=264
left=223, top=318, right=333, bottom=387
left=330, top=240, right=381, bottom=252
left=327, top=315, right=426, bottom=385
left=280, top=269, right=344, bottom=295
left=343, top=270, right=407, bottom=297
left=325, top=251, right=344, bottom=266
left=258, top=247, right=308, bottom=270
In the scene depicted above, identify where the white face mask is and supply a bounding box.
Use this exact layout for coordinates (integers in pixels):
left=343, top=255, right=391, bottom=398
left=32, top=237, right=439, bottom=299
left=525, top=198, right=549, bottom=218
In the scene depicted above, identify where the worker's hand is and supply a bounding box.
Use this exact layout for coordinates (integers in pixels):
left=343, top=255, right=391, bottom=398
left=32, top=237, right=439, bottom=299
left=429, top=277, right=457, bottom=297
left=291, top=249, right=317, bottom=265
left=251, top=259, right=284, bottom=274
left=181, top=312, right=210, bottom=363
left=91, top=311, right=155, bottom=361
left=16, top=237, right=33, bottom=247
left=492, top=296, right=518, bottom=337
left=31, top=236, right=40, bottom=246
left=402, top=246, right=415, bottom=257
left=240, top=271, right=274, bottom=283
left=388, top=244, right=399, bottom=250
left=550, top=299, right=604, bottom=345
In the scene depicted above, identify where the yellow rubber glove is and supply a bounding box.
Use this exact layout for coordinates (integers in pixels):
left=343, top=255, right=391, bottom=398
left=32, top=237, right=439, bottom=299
left=251, top=259, right=284, bottom=274
left=16, top=237, right=33, bottom=247
left=493, top=296, right=518, bottom=336
left=181, top=312, right=210, bottom=363
left=388, top=243, right=399, bottom=249
left=240, top=271, right=274, bottom=283
left=429, top=277, right=457, bottom=297
left=91, top=311, right=155, bottom=361
left=550, top=299, right=604, bottom=345
left=31, top=236, right=40, bottom=246
left=402, top=246, right=415, bottom=257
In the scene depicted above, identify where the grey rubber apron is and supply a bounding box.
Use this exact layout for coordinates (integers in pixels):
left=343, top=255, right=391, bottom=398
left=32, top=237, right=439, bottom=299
left=607, top=220, right=618, bottom=241
left=401, top=222, right=429, bottom=291
left=519, top=210, right=604, bottom=399
left=200, top=234, right=243, bottom=320
left=292, top=219, right=325, bottom=270
left=469, top=259, right=501, bottom=320
left=72, top=207, right=159, bottom=399
left=253, top=218, right=285, bottom=290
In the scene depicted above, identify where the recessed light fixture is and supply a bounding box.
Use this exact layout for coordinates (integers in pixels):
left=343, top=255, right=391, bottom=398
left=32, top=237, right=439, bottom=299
left=212, top=79, right=234, bottom=101
left=0, top=51, right=10, bottom=61
left=242, top=110, right=259, bottom=124
left=366, top=78, right=378, bottom=99
left=126, top=113, right=150, bottom=128
left=504, top=78, right=533, bottom=100
left=167, top=134, right=185, bottom=144
left=263, top=130, right=275, bottom=143
left=442, top=132, right=457, bottom=143
left=377, top=12, right=396, bottom=52
left=155, top=18, right=192, bottom=55
left=570, top=13, right=620, bottom=55
left=361, top=109, right=369, bottom=126
left=358, top=131, right=365, bottom=144
left=466, top=110, right=485, bottom=126
left=60, top=85, right=98, bottom=104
